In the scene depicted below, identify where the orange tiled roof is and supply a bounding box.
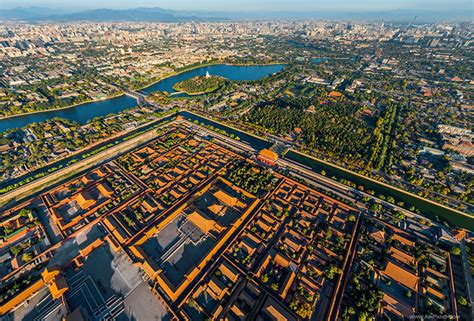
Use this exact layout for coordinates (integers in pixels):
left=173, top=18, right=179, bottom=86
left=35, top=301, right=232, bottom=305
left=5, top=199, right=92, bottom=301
left=187, top=211, right=224, bottom=234
left=208, top=204, right=225, bottom=215
left=97, top=182, right=113, bottom=197
left=207, top=278, right=227, bottom=300
left=263, top=298, right=297, bottom=321
left=80, top=176, right=92, bottom=185
left=219, top=261, right=239, bottom=283
left=213, top=190, right=238, bottom=207
left=369, top=229, right=385, bottom=242
left=426, top=286, right=446, bottom=300
left=259, top=149, right=278, bottom=162
left=328, top=91, right=343, bottom=98
left=390, top=247, right=416, bottom=266
left=41, top=265, right=61, bottom=283
left=383, top=261, right=418, bottom=292
left=142, top=199, right=157, bottom=212
left=50, top=275, right=69, bottom=300
left=391, top=233, right=415, bottom=247
left=75, top=191, right=95, bottom=210
left=382, top=293, right=415, bottom=317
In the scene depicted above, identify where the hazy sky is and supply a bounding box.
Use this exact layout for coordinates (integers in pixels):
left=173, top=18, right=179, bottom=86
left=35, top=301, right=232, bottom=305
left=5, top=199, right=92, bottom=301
left=3, top=0, right=472, bottom=11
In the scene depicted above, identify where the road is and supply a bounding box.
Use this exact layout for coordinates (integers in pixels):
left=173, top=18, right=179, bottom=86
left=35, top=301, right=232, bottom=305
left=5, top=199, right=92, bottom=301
left=182, top=120, right=256, bottom=154
left=0, top=123, right=172, bottom=209
left=184, top=118, right=444, bottom=229
left=278, top=158, right=358, bottom=200
left=278, top=156, right=451, bottom=230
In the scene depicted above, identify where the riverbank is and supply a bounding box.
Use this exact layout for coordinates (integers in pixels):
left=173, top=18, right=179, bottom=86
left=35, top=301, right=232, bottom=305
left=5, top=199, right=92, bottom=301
left=0, top=111, right=177, bottom=195
left=0, top=126, right=158, bottom=209
left=0, top=112, right=177, bottom=208
left=0, top=92, right=126, bottom=122
left=136, top=61, right=285, bottom=93
left=0, top=62, right=286, bottom=122
left=182, top=109, right=272, bottom=147
left=0, top=62, right=219, bottom=121
left=181, top=110, right=473, bottom=229
left=135, top=61, right=221, bottom=92
left=286, top=149, right=473, bottom=229
left=226, top=62, right=286, bottom=66
left=293, top=149, right=472, bottom=217
left=1, top=106, right=472, bottom=229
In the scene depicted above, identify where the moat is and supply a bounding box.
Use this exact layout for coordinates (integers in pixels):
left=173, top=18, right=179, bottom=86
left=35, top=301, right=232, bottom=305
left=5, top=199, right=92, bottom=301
left=0, top=64, right=285, bottom=133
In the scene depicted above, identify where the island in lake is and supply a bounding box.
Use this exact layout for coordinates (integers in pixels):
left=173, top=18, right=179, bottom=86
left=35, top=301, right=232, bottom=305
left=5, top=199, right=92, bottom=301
left=172, top=73, right=228, bottom=95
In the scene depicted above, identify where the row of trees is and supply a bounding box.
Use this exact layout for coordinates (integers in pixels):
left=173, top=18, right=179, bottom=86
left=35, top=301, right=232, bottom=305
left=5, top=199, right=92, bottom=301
left=368, top=103, right=399, bottom=170
left=244, top=96, right=373, bottom=166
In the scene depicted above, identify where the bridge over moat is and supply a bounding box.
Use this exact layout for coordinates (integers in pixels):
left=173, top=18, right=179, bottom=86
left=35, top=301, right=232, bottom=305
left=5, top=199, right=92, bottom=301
left=124, top=89, right=148, bottom=106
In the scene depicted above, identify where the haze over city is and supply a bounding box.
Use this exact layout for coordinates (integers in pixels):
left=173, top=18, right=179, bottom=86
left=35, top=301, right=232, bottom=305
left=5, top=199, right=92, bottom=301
left=3, top=0, right=473, bottom=14
left=0, top=1, right=472, bottom=321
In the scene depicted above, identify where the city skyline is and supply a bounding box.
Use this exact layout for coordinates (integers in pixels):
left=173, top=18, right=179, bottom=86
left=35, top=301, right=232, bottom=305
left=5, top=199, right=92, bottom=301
left=0, top=5, right=472, bottom=321
left=3, top=0, right=473, bottom=12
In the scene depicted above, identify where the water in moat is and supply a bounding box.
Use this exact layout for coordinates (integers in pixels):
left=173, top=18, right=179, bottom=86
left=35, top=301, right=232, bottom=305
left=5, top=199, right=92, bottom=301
left=3, top=62, right=469, bottom=228
left=0, top=64, right=285, bottom=133
left=179, top=111, right=473, bottom=228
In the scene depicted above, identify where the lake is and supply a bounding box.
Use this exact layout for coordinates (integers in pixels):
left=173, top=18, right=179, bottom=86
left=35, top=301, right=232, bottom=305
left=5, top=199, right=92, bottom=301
left=142, top=64, right=286, bottom=95
left=0, top=95, right=138, bottom=133
left=0, top=64, right=286, bottom=133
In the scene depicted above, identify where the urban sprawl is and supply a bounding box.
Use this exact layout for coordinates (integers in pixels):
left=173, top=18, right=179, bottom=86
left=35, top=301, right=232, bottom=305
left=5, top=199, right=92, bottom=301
left=0, top=20, right=472, bottom=321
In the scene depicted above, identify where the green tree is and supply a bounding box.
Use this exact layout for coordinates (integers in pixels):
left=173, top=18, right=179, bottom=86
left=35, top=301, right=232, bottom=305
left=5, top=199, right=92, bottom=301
left=22, top=252, right=33, bottom=262
left=450, top=246, right=461, bottom=256
left=457, top=297, right=468, bottom=306
left=11, top=246, right=21, bottom=256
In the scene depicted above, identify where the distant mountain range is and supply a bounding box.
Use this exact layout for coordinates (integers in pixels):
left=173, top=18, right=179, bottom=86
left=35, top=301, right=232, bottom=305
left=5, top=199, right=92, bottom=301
left=0, top=6, right=472, bottom=22
left=0, top=6, right=69, bottom=20
left=0, top=6, right=223, bottom=22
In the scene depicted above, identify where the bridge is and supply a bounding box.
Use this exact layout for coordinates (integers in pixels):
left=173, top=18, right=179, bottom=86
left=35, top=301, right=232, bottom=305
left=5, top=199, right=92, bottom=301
left=124, top=89, right=148, bottom=106
left=123, top=89, right=175, bottom=111
left=268, top=137, right=291, bottom=157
